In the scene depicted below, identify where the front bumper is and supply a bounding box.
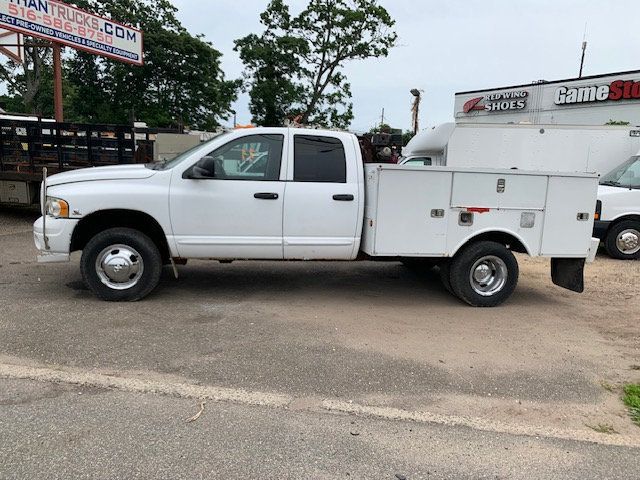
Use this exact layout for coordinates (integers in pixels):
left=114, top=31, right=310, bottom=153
left=33, top=216, right=79, bottom=263
left=593, top=220, right=611, bottom=241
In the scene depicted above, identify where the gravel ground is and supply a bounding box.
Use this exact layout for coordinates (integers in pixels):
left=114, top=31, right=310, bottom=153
left=1, top=208, right=639, bottom=478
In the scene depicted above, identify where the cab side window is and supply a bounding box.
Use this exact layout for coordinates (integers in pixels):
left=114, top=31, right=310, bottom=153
left=192, top=134, right=283, bottom=181
left=293, top=135, right=347, bottom=183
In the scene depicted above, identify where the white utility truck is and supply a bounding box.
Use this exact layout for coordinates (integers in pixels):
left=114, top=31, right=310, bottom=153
left=402, top=123, right=640, bottom=173
left=594, top=154, right=640, bottom=259
left=34, top=128, right=600, bottom=307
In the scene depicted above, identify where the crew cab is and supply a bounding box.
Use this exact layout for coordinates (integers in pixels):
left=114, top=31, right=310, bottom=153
left=34, top=127, right=600, bottom=307
left=594, top=154, right=640, bottom=260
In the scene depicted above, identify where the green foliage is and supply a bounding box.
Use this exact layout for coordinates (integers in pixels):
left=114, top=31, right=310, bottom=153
left=623, top=383, right=640, bottom=426
left=68, top=0, right=239, bottom=129
left=0, top=41, right=54, bottom=117
left=0, top=0, right=239, bottom=129
left=606, top=120, right=631, bottom=126
left=236, top=0, right=397, bottom=128
left=368, top=123, right=391, bottom=134
left=402, top=131, right=415, bottom=146
left=234, top=1, right=307, bottom=127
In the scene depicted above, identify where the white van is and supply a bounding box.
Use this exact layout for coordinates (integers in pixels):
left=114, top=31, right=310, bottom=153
left=595, top=154, right=640, bottom=259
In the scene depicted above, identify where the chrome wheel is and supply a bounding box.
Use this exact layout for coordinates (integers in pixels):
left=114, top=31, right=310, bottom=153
left=95, top=244, right=145, bottom=290
left=616, top=229, right=640, bottom=255
left=469, top=256, right=508, bottom=297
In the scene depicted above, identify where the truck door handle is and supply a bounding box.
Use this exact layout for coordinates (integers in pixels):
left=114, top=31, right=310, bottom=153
left=333, top=194, right=354, bottom=202
left=254, top=193, right=279, bottom=200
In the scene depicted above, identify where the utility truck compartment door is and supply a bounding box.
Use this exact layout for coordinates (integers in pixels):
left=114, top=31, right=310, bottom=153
left=372, top=170, right=451, bottom=255
left=451, top=173, right=547, bottom=210
left=541, top=176, right=597, bottom=256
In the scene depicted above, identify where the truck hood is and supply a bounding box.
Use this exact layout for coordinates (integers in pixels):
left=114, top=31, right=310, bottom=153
left=598, top=185, right=621, bottom=197
left=46, top=165, right=156, bottom=187
left=598, top=184, right=635, bottom=198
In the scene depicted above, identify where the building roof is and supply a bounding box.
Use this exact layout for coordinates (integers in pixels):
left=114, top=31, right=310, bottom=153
left=456, top=69, right=640, bottom=96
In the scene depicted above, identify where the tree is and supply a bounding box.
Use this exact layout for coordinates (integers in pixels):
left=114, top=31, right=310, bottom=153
left=0, top=40, right=54, bottom=116
left=233, top=1, right=307, bottom=127
left=369, top=123, right=391, bottom=133
left=0, top=0, right=239, bottom=129
left=67, top=0, right=240, bottom=129
left=402, top=131, right=415, bottom=146
left=236, top=0, right=397, bottom=128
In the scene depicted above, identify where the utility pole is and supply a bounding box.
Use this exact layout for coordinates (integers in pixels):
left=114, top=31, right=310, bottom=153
left=578, top=24, right=587, bottom=78
left=52, top=43, right=64, bottom=122
left=380, top=108, right=385, bottom=130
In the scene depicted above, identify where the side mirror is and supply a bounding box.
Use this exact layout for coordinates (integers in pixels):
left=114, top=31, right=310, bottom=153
left=186, top=169, right=211, bottom=180
left=183, top=156, right=216, bottom=179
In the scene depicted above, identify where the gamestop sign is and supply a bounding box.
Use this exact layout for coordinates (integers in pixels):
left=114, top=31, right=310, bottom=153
left=0, top=0, right=143, bottom=65
left=555, top=80, right=640, bottom=106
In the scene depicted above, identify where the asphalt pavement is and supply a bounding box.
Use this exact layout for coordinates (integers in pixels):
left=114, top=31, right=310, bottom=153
left=1, top=208, right=639, bottom=479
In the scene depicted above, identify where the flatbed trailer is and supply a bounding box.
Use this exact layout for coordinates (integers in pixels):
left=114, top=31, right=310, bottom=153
left=0, top=119, right=174, bottom=206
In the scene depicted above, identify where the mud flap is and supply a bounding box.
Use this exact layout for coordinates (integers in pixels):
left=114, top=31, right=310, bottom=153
left=551, top=258, right=585, bottom=293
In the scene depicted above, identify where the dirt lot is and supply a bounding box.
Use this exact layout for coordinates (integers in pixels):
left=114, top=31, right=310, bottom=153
left=1, top=208, right=639, bottom=478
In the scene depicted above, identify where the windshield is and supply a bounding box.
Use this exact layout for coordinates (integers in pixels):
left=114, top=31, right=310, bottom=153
left=600, top=156, right=640, bottom=189
left=149, top=132, right=231, bottom=170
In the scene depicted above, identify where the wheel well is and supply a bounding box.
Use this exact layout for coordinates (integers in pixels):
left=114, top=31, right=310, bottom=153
left=609, top=215, right=640, bottom=229
left=459, top=231, right=529, bottom=255
left=603, top=215, right=640, bottom=241
left=71, top=210, right=171, bottom=263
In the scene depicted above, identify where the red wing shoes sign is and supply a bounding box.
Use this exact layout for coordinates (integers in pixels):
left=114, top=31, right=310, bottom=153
left=463, top=90, right=528, bottom=113
left=555, top=80, right=640, bottom=105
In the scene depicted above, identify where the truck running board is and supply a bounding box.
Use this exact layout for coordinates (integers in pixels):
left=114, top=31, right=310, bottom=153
left=551, top=258, right=585, bottom=293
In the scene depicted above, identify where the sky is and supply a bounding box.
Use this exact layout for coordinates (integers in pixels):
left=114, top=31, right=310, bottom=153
left=173, top=0, right=640, bottom=132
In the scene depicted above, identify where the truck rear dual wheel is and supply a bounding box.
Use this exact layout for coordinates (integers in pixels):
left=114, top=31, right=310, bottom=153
left=81, top=228, right=162, bottom=302
left=605, top=221, right=640, bottom=260
left=446, top=241, right=519, bottom=307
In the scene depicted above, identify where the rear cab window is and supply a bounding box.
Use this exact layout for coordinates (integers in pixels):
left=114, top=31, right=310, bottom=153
left=293, top=135, right=347, bottom=183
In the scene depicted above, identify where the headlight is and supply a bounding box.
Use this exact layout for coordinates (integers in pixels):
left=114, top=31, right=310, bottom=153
left=45, top=197, right=69, bottom=218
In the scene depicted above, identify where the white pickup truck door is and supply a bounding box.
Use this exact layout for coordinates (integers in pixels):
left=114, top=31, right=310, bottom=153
left=169, top=133, right=287, bottom=259
left=282, top=133, right=361, bottom=260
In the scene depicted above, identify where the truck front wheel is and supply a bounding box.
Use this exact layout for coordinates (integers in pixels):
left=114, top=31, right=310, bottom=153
left=80, top=228, right=162, bottom=302
left=449, top=241, right=519, bottom=307
left=604, top=221, right=640, bottom=260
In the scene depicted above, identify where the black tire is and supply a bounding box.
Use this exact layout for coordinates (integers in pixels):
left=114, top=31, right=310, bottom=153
left=449, top=241, right=519, bottom=307
left=604, top=221, right=640, bottom=260
left=80, top=227, right=162, bottom=302
left=438, top=261, right=453, bottom=294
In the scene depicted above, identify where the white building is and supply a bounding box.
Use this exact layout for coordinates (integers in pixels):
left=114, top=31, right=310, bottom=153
left=454, top=70, right=640, bottom=126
